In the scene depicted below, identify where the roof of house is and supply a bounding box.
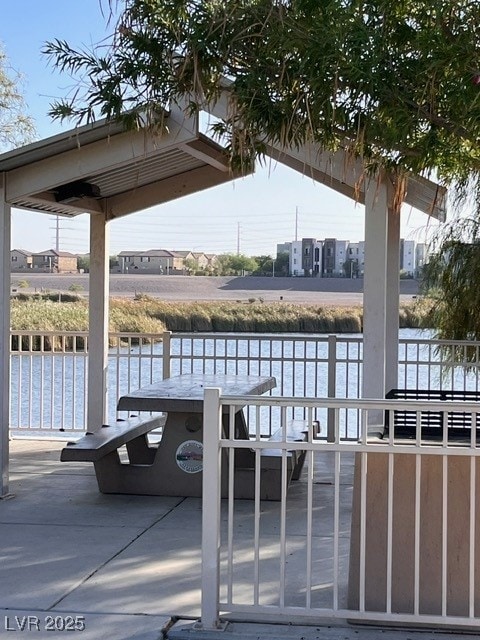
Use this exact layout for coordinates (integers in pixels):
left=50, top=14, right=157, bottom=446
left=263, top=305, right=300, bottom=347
left=117, top=249, right=174, bottom=258
left=33, top=249, right=77, bottom=257
left=141, top=249, right=175, bottom=258
left=170, top=250, right=192, bottom=257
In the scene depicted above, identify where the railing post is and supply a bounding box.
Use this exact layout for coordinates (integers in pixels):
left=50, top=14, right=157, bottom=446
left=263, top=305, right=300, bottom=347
left=327, top=335, right=337, bottom=442
left=0, top=174, right=11, bottom=497
left=162, top=331, right=172, bottom=380
left=200, top=387, right=223, bottom=630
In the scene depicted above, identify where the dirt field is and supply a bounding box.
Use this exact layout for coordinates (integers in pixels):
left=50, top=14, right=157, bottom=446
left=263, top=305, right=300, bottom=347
left=10, top=274, right=419, bottom=306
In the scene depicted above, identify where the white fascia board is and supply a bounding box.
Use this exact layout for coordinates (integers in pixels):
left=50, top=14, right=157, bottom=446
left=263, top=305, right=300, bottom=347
left=207, top=88, right=447, bottom=220
left=266, top=142, right=365, bottom=203
left=178, top=138, right=230, bottom=173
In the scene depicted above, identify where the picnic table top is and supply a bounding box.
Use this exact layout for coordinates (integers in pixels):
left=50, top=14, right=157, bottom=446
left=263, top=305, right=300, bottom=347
left=117, top=373, right=276, bottom=414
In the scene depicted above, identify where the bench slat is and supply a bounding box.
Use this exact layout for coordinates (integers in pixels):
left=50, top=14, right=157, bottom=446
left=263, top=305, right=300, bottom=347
left=265, top=419, right=320, bottom=481
left=61, top=415, right=165, bottom=462
left=268, top=419, right=320, bottom=443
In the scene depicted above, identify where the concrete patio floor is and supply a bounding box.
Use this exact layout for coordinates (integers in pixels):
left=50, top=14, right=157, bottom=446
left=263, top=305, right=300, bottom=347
left=0, top=439, right=471, bottom=639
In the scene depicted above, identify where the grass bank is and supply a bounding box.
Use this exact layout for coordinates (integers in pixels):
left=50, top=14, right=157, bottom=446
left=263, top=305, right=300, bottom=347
left=11, top=294, right=433, bottom=336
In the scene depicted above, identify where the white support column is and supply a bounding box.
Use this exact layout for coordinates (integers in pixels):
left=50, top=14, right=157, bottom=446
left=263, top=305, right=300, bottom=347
left=0, top=174, right=11, bottom=497
left=362, top=174, right=389, bottom=401
left=201, top=387, right=223, bottom=630
left=88, top=213, right=110, bottom=429
left=385, top=203, right=401, bottom=393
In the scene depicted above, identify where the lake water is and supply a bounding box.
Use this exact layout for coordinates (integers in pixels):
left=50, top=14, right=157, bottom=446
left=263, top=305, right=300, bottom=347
left=11, top=328, right=471, bottom=434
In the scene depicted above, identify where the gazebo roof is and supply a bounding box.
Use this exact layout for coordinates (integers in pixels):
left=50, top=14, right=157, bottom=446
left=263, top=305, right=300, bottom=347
left=0, top=105, right=446, bottom=223
left=0, top=107, right=238, bottom=220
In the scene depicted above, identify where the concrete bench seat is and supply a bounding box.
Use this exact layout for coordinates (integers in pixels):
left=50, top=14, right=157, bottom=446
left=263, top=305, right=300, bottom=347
left=60, top=411, right=319, bottom=500
left=259, top=419, right=321, bottom=480
left=233, top=419, right=320, bottom=500
left=60, top=415, right=166, bottom=486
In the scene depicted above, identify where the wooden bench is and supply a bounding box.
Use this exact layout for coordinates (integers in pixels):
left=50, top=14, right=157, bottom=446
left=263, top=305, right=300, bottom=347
left=385, top=388, right=480, bottom=440
left=61, top=415, right=166, bottom=491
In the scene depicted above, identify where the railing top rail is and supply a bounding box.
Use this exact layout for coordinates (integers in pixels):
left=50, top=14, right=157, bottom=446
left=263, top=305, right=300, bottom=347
left=398, top=336, right=480, bottom=347
left=167, top=331, right=480, bottom=348
left=10, top=328, right=480, bottom=349
left=168, top=331, right=359, bottom=342
left=11, top=330, right=90, bottom=337
left=216, top=393, right=480, bottom=412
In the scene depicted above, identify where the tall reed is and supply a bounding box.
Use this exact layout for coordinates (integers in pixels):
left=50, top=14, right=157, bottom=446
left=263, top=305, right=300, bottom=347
left=11, top=295, right=431, bottom=347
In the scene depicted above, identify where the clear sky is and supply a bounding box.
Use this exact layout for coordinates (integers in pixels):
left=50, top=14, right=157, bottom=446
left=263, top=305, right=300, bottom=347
left=2, top=0, right=441, bottom=257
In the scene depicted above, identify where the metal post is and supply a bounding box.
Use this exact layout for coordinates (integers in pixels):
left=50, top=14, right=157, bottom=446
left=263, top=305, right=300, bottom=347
left=0, top=173, right=11, bottom=497
left=200, top=387, right=223, bottom=630
left=327, top=334, right=337, bottom=441
left=162, top=331, right=172, bottom=380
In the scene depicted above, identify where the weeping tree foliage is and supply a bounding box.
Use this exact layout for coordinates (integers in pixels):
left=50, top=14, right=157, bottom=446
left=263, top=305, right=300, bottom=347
left=43, top=1, right=480, bottom=337
left=44, top=1, right=480, bottom=182
left=0, top=43, right=35, bottom=150
left=422, top=218, right=480, bottom=358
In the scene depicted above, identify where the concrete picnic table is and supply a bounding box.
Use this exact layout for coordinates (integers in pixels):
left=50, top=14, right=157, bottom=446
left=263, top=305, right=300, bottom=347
left=113, top=373, right=277, bottom=497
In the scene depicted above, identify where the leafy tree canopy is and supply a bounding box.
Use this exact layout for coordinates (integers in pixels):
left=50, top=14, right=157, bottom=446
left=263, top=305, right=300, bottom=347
left=44, top=0, right=480, bottom=204
left=215, top=253, right=258, bottom=275
left=0, top=43, right=35, bottom=150
left=43, top=1, right=480, bottom=342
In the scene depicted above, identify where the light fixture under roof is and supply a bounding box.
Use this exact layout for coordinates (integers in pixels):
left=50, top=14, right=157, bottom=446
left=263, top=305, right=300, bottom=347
left=54, top=180, right=101, bottom=203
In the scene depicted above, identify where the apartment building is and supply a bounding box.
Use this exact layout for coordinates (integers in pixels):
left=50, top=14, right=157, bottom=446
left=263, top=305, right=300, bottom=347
left=415, top=243, right=426, bottom=275
left=285, top=237, right=425, bottom=277
left=400, top=240, right=416, bottom=276
left=346, top=241, right=365, bottom=276
left=286, top=239, right=323, bottom=276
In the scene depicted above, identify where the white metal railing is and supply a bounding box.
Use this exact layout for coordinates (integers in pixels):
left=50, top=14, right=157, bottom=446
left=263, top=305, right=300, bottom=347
left=201, top=391, right=480, bottom=630
left=9, top=330, right=480, bottom=434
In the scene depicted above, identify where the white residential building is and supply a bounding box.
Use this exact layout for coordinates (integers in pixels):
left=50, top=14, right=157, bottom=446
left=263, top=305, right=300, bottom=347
left=400, top=240, right=416, bottom=276
left=415, top=243, right=426, bottom=275
left=286, top=236, right=426, bottom=278
left=346, top=241, right=365, bottom=276
left=334, top=240, right=349, bottom=277
left=289, top=241, right=304, bottom=276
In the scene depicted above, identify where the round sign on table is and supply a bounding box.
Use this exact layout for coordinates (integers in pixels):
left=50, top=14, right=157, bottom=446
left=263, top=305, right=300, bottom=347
left=175, top=440, right=203, bottom=474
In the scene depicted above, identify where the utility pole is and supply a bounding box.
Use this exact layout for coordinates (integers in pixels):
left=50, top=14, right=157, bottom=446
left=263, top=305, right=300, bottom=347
left=55, top=216, right=60, bottom=253
left=237, top=222, right=241, bottom=255
left=50, top=214, right=67, bottom=252
left=295, top=206, right=298, bottom=242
